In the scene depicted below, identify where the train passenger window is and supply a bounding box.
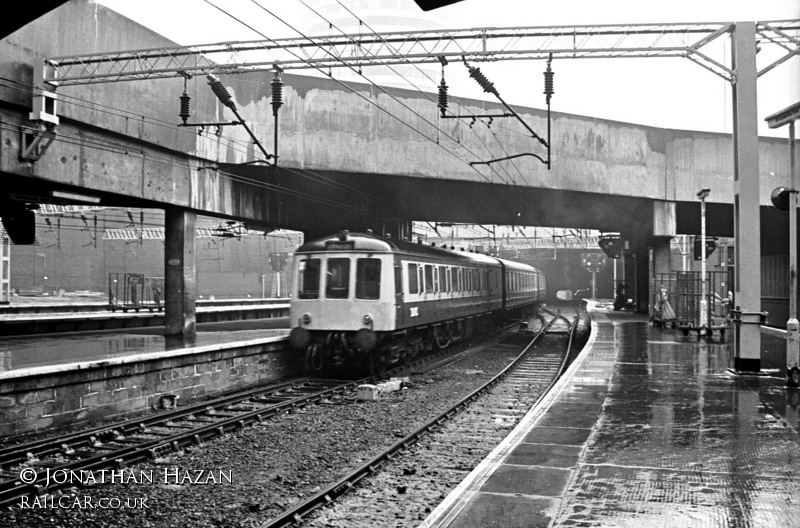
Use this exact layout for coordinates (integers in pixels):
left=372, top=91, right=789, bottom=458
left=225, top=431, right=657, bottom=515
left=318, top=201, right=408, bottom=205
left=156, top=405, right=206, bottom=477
left=425, top=265, right=434, bottom=293
left=455, top=268, right=461, bottom=292
left=433, top=266, right=440, bottom=293
left=297, top=258, right=321, bottom=299
left=446, top=268, right=451, bottom=293
left=356, top=259, right=381, bottom=300
left=325, top=258, right=350, bottom=299
left=407, top=263, right=419, bottom=294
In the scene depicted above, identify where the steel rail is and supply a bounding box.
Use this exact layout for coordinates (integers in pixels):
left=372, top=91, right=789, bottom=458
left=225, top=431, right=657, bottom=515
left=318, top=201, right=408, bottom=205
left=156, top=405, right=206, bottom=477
left=0, top=329, right=515, bottom=506
left=260, top=313, right=569, bottom=528
left=0, top=377, right=309, bottom=468
left=0, top=376, right=371, bottom=505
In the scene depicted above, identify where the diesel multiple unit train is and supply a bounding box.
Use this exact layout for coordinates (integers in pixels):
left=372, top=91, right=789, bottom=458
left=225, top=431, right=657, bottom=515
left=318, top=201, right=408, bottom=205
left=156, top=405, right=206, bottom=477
left=288, top=231, right=546, bottom=372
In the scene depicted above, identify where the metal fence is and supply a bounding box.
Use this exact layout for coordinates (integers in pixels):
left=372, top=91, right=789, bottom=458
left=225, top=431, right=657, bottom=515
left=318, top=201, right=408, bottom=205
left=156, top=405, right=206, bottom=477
left=108, top=273, right=164, bottom=312
left=652, top=270, right=732, bottom=335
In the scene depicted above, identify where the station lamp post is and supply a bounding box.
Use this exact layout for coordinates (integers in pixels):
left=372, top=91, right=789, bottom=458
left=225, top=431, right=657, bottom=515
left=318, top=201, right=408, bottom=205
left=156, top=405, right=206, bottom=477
left=697, top=188, right=710, bottom=335
left=766, top=100, right=800, bottom=387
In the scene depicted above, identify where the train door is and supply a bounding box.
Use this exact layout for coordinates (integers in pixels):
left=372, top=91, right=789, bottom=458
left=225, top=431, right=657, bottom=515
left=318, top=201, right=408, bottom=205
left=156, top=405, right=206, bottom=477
left=395, top=263, right=405, bottom=327
left=499, top=262, right=508, bottom=309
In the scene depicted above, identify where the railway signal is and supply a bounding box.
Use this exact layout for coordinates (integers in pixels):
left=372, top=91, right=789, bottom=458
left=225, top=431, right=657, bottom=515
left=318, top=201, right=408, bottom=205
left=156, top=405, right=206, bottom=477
left=693, top=238, right=717, bottom=260
left=580, top=252, right=607, bottom=298
left=598, top=235, right=623, bottom=259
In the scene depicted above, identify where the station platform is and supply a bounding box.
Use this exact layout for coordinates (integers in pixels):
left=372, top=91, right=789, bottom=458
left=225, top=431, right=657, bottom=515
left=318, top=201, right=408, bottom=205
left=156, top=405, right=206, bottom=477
left=421, top=302, right=800, bottom=528
left=0, top=298, right=290, bottom=336
left=0, top=319, right=296, bottom=437
left=0, top=320, right=289, bottom=375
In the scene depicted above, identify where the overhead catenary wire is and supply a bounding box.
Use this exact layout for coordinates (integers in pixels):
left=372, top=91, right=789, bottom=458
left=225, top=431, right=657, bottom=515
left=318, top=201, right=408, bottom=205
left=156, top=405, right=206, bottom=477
left=331, top=0, right=527, bottom=187
left=324, top=0, right=523, bottom=186
left=7, top=4, right=554, bottom=232
left=1, top=80, right=410, bottom=224
left=209, top=0, right=527, bottom=199
left=296, top=0, right=522, bottom=189
left=16, top=17, right=528, bottom=215
left=266, top=0, right=533, bottom=213
left=1, top=78, right=406, bottom=221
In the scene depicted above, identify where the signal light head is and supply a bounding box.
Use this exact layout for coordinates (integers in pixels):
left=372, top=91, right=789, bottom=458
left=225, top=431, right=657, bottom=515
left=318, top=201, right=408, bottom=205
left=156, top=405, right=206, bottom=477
left=598, top=234, right=623, bottom=259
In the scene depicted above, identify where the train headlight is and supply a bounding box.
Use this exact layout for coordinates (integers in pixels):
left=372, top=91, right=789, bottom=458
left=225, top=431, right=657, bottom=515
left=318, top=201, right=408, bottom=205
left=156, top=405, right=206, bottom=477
left=362, top=314, right=372, bottom=325
left=302, top=313, right=312, bottom=325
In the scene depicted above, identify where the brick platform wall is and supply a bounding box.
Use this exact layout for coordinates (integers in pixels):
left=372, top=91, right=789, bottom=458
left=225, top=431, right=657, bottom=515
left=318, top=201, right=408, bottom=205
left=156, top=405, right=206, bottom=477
left=0, top=340, right=304, bottom=437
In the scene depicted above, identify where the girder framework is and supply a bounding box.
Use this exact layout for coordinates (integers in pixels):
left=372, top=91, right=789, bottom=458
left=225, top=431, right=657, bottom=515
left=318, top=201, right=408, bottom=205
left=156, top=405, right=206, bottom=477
left=41, top=20, right=800, bottom=86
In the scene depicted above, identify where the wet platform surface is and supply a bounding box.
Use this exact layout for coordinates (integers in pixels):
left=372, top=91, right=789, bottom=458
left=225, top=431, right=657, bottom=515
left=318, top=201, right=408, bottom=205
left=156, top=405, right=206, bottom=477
left=421, top=304, right=800, bottom=528
left=0, top=319, right=289, bottom=374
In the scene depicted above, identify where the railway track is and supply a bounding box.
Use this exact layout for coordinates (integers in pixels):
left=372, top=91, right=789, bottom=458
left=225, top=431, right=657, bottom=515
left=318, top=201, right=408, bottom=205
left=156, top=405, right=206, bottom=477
left=0, top=377, right=360, bottom=505
left=263, top=309, right=580, bottom=528
left=0, top=320, right=533, bottom=508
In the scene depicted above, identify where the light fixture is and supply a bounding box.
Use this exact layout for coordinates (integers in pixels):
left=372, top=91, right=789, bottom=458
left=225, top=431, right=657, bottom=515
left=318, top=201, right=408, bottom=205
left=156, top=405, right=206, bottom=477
left=50, top=190, right=101, bottom=204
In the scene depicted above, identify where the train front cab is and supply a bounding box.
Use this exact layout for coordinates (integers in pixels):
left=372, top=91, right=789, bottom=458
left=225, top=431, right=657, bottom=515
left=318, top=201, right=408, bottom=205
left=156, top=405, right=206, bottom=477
left=288, top=243, right=396, bottom=368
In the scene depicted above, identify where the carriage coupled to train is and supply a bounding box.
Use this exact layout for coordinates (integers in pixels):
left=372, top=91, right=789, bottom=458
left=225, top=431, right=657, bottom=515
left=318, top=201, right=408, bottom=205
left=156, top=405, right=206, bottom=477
left=288, top=231, right=546, bottom=373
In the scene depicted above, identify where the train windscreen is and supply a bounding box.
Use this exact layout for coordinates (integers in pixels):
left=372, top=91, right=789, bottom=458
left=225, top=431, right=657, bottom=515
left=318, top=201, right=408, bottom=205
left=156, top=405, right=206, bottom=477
left=326, top=258, right=351, bottom=299
left=297, top=258, right=321, bottom=299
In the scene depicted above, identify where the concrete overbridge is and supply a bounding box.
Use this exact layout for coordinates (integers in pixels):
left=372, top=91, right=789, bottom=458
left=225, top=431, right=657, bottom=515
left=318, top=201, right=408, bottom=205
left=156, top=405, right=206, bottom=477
left=1, top=1, right=798, bottom=374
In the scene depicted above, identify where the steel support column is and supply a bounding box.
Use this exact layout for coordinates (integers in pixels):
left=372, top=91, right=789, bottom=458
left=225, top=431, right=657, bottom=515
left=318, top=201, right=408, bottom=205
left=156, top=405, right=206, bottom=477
left=731, top=22, right=761, bottom=372
left=165, top=207, right=197, bottom=339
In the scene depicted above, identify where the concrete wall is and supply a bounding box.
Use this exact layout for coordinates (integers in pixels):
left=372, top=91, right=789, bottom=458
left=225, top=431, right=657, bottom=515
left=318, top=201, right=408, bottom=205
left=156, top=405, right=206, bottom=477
left=1, top=0, right=795, bottom=229
left=0, top=339, right=302, bottom=437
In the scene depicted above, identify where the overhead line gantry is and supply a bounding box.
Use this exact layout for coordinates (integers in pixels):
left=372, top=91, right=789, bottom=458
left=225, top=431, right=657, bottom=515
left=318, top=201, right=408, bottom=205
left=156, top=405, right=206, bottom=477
left=38, top=21, right=800, bottom=86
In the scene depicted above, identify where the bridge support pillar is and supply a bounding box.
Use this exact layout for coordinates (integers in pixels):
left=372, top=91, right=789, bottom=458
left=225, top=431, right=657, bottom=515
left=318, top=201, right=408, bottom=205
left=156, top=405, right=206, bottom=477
left=649, top=237, right=673, bottom=317
left=651, top=200, right=676, bottom=317
left=165, top=207, right=196, bottom=340
left=731, top=22, right=761, bottom=373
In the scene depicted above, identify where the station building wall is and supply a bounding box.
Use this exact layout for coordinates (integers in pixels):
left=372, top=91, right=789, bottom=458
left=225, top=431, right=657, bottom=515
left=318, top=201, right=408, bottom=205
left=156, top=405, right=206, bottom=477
left=6, top=209, right=300, bottom=300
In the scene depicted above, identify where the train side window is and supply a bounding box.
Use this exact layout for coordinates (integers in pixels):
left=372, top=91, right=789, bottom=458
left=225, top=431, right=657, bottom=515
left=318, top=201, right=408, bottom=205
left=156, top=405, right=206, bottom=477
left=446, top=267, right=452, bottom=293
left=356, top=259, right=382, bottom=300
left=424, top=265, right=434, bottom=293
left=433, top=266, right=440, bottom=293
left=325, top=258, right=351, bottom=299
left=297, top=258, right=321, bottom=299
left=408, top=263, right=419, bottom=294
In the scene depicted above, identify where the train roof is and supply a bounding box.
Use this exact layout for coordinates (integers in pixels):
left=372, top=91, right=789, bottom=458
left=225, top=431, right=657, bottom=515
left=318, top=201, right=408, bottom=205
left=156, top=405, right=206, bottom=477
left=296, top=231, right=540, bottom=272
